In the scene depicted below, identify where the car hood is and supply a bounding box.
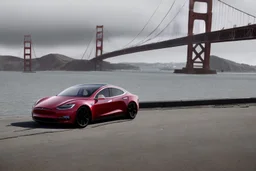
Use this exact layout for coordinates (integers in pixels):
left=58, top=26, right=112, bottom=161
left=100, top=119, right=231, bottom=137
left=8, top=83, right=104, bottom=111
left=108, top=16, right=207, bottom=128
left=35, top=96, right=86, bottom=109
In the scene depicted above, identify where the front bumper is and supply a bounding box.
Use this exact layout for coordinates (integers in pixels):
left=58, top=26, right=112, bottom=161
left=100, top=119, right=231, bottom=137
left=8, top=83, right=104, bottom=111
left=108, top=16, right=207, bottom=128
left=32, top=108, right=76, bottom=124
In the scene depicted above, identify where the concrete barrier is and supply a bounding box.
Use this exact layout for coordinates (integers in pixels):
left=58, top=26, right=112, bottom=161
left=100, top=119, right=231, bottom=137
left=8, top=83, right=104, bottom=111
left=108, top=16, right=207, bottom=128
left=139, top=98, right=256, bottom=108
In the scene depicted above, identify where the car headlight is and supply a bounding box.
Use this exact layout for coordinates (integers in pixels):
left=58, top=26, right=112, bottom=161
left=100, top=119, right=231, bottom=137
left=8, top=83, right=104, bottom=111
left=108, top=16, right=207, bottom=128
left=57, top=104, right=75, bottom=110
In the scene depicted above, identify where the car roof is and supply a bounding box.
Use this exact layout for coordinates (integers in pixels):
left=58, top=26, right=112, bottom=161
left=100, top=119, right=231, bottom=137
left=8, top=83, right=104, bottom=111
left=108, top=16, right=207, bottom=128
left=74, top=84, right=107, bottom=88
left=73, top=83, right=125, bottom=91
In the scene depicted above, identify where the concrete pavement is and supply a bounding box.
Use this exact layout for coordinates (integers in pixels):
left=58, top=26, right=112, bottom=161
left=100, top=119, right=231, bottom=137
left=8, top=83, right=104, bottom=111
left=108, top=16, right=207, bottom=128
left=1, top=104, right=256, bottom=171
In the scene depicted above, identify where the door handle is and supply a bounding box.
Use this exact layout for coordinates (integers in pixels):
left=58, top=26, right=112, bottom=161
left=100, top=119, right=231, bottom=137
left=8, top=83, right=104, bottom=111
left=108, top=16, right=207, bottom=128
left=108, top=100, right=112, bottom=102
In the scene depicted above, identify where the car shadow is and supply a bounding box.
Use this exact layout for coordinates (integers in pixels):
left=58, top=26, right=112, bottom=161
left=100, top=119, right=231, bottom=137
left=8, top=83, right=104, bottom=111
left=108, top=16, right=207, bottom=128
left=10, top=121, right=75, bottom=130
left=10, top=115, right=131, bottom=130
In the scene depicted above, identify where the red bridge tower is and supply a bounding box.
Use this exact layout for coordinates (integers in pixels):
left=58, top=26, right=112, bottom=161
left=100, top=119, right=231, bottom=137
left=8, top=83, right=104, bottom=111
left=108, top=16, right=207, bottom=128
left=23, top=35, right=32, bottom=72
left=175, top=0, right=216, bottom=74
left=96, top=25, right=104, bottom=57
left=95, top=25, right=104, bottom=70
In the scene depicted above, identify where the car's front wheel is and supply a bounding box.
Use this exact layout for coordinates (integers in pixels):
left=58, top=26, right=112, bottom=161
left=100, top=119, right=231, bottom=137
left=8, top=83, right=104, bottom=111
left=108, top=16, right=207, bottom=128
left=126, top=102, right=138, bottom=119
left=75, top=106, right=91, bottom=128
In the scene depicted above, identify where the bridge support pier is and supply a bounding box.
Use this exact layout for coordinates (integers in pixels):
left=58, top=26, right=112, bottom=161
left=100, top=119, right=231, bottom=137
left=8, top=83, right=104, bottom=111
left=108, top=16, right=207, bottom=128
left=174, top=42, right=216, bottom=74
left=174, top=0, right=216, bottom=74
left=93, top=60, right=102, bottom=71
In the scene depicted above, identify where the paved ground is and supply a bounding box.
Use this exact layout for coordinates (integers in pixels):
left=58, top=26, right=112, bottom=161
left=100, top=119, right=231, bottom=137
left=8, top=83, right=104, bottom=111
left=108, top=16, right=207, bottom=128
left=1, top=104, right=256, bottom=171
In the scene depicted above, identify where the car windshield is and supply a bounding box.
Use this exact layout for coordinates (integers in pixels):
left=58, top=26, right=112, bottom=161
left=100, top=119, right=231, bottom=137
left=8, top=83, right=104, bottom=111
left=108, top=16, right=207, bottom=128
left=57, top=85, right=101, bottom=97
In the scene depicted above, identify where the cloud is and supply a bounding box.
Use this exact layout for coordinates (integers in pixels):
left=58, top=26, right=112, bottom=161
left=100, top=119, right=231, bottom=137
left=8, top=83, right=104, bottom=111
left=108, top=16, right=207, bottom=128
left=0, top=0, right=190, bottom=47
left=0, top=0, right=149, bottom=45
left=0, top=0, right=255, bottom=64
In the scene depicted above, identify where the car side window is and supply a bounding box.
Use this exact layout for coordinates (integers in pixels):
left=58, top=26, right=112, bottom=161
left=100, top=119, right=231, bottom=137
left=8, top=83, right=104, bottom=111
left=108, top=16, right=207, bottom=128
left=96, top=88, right=110, bottom=98
left=110, top=88, right=124, bottom=97
left=82, top=89, right=89, bottom=96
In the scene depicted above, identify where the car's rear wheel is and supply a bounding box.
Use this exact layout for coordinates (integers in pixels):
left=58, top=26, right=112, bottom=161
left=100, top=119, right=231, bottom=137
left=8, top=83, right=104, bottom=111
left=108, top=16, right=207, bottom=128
left=75, top=106, right=91, bottom=128
left=126, top=102, right=138, bottom=119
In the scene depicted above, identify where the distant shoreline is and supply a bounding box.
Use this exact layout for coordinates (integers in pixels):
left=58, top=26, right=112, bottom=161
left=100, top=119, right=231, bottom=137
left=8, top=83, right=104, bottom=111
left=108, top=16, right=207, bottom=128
left=1, top=54, right=256, bottom=72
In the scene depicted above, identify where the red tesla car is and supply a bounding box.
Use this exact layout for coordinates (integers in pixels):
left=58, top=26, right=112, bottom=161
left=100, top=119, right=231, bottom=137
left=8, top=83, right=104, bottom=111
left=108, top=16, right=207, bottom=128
left=32, top=84, right=139, bottom=128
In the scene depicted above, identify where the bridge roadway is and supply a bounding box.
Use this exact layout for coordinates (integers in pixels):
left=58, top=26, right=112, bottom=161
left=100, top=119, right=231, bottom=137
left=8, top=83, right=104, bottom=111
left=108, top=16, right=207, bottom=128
left=1, top=104, right=256, bottom=171
left=91, top=24, right=256, bottom=61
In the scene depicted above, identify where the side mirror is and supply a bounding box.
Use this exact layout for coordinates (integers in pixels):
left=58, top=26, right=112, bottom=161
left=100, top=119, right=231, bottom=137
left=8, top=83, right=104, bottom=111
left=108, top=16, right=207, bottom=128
left=95, top=94, right=105, bottom=101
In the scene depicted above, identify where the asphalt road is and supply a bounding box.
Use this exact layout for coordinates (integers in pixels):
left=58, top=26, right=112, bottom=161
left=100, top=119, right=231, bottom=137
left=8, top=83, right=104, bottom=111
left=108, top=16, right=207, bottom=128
left=1, top=104, right=256, bottom=171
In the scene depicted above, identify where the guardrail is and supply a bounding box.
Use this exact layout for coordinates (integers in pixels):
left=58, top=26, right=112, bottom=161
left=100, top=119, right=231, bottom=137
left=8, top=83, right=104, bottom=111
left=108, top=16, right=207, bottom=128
left=139, top=98, right=256, bottom=108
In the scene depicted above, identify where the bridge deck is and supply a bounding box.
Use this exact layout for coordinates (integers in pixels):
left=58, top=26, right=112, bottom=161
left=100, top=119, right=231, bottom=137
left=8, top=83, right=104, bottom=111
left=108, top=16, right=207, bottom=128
left=1, top=104, right=256, bottom=171
left=91, top=24, right=256, bottom=61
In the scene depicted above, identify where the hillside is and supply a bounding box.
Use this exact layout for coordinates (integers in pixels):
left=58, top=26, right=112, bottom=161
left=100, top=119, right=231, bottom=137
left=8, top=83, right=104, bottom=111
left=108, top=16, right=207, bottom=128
left=210, top=55, right=256, bottom=72
left=0, top=55, right=23, bottom=71
left=35, top=53, right=73, bottom=70
left=126, top=62, right=185, bottom=71
left=157, top=55, right=256, bottom=72
left=62, top=60, right=139, bottom=71
left=0, top=54, right=255, bottom=72
left=0, top=54, right=139, bottom=71
left=0, top=54, right=73, bottom=71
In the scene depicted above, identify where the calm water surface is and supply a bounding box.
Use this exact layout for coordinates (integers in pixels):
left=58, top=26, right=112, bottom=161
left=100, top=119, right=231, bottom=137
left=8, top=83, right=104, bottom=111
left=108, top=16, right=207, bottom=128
left=1, top=70, right=256, bottom=116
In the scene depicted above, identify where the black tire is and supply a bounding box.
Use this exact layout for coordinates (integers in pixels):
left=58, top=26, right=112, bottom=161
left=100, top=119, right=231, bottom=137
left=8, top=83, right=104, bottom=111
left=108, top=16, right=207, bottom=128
left=126, top=102, right=138, bottom=119
left=75, top=106, right=91, bottom=128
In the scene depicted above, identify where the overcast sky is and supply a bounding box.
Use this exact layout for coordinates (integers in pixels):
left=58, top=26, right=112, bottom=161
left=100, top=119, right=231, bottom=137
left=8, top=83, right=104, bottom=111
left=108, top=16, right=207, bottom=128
left=0, top=0, right=256, bottom=64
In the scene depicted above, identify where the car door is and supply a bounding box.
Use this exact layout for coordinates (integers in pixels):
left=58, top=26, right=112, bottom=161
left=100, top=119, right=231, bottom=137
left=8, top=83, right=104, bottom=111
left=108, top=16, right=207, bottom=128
left=109, top=88, right=127, bottom=114
left=93, top=88, right=112, bottom=118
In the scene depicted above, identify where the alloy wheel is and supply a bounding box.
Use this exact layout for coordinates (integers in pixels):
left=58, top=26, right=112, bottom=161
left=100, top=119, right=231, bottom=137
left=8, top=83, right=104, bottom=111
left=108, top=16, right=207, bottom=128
left=127, top=102, right=138, bottom=119
left=76, top=107, right=90, bottom=128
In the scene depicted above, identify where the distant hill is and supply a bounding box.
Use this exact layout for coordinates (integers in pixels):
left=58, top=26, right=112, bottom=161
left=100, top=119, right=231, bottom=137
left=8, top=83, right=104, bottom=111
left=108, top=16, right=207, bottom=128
left=0, top=54, right=139, bottom=71
left=155, top=55, right=256, bottom=72
left=0, top=55, right=23, bottom=71
left=0, top=54, right=74, bottom=71
left=210, top=55, right=256, bottom=72
left=0, top=54, right=255, bottom=72
left=62, top=60, right=139, bottom=71
left=125, top=62, right=185, bottom=71
left=35, top=53, right=73, bottom=70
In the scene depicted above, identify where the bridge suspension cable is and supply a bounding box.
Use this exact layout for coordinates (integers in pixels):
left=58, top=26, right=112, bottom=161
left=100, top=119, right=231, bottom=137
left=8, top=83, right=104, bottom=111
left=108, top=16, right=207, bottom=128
left=87, top=46, right=95, bottom=60
left=134, top=0, right=177, bottom=46
left=214, top=0, right=256, bottom=30
left=32, top=44, right=37, bottom=59
left=218, top=0, right=256, bottom=19
left=31, top=37, right=39, bottom=59
left=122, top=0, right=164, bottom=48
left=81, top=30, right=95, bottom=60
left=213, top=0, right=221, bottom=31
left=140, top=0, right=188, bottom=45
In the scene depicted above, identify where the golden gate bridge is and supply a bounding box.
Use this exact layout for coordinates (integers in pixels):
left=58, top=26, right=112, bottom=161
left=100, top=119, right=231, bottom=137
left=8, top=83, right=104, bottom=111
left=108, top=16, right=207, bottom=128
left=23, top=0, right=256, bottom=74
